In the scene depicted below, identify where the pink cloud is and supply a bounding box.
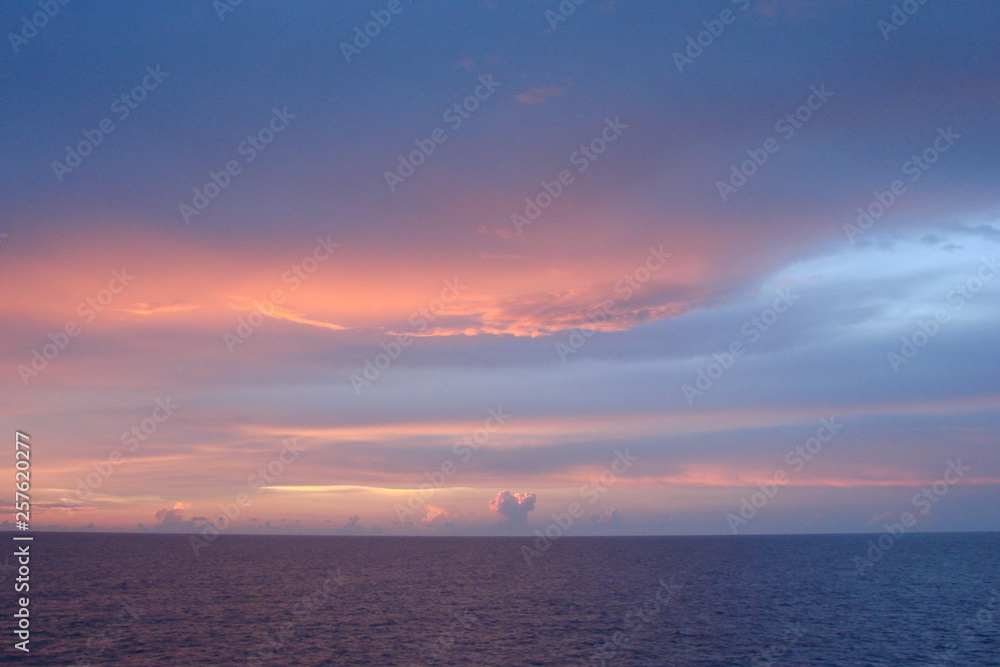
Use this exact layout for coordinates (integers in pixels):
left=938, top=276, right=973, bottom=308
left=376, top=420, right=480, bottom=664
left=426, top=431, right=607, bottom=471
left=489, top=491, right=536, bottom=523
left=515, top=87, right=565, bottom=105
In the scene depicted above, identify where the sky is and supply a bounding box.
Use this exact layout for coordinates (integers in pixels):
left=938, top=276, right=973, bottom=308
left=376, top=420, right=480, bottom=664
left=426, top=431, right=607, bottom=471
left=1, top=0, right=998, bottom=537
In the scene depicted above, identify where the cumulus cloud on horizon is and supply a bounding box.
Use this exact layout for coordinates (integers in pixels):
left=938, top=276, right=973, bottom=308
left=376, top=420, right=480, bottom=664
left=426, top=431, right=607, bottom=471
left=489, top=490, right=537, bottom=523
left=152, top=503, right=198, bottom=532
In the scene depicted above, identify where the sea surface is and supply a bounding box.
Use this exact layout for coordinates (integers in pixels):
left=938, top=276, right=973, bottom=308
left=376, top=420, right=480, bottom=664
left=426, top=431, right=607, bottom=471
left=2, top=532, right=998, bottom=666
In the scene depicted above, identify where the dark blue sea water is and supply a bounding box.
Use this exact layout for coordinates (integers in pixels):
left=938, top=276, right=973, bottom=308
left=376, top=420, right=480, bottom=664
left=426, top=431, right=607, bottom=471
left=2, top=533, right=998, bottom=666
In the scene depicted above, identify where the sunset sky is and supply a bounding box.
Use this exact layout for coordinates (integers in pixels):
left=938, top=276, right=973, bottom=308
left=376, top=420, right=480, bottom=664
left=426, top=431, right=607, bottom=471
left=2, top=0, right=998, bottom=536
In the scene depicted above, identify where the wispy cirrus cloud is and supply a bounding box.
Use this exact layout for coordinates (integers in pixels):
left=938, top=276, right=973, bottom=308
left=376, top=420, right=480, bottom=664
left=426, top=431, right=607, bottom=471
left=515, top=86, right=565, bottom=105
left=119, top=301, right=202, bottom=316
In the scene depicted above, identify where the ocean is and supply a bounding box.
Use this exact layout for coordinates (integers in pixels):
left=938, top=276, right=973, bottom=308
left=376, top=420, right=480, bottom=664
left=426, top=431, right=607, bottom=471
left=3, top=532, right=998, bottom=666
